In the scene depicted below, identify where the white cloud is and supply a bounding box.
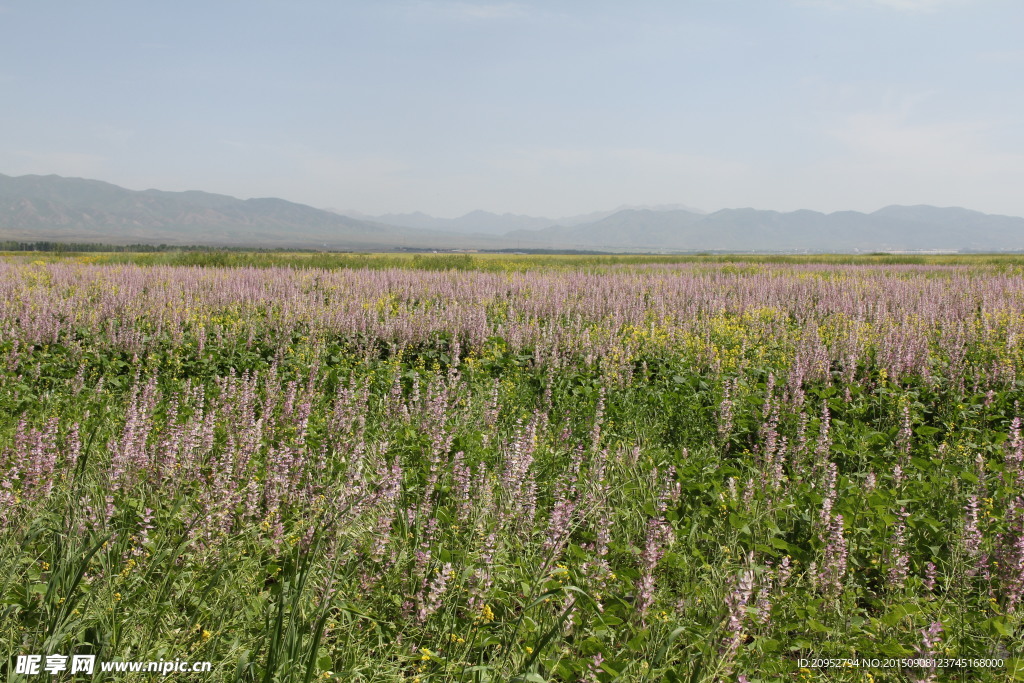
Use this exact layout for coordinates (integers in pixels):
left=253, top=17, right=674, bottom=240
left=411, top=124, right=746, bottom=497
left=976, top=48, right=1024, bottom=64
left=266, top=146, right=417, bottom=211
left=94, top=125, right=136, bottom=146
left=796, top=0, right=973, bottom=11
left=812, top=102, right=1024, bottom=213
left=869, top=0, right=959, bottom=9
left=826, top=95, right=1010, bottom=170
left=243, top=143, right=746, bottom=217
left=462, top=145, right=751, bottom=216
left=402, top=1, right=527, bottom=21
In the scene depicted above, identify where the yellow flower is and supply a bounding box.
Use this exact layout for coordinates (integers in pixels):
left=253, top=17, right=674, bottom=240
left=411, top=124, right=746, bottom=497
left=419, top=648, right=433, bottom=661
left=480, top=604, right=495, bottom=622
left=524, top=646, right=533, bottom=655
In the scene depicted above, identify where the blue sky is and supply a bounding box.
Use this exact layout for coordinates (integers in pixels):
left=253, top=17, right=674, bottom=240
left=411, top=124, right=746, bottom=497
left=2, top=0, right=1023, bottom=217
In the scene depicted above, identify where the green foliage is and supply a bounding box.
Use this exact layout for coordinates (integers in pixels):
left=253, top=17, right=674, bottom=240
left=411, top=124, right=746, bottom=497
left=2, top=265, right=1023, bottom=682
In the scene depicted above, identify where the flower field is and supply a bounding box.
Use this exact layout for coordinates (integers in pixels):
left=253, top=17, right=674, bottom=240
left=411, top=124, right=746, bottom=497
left=2, top=259, right=1024, bottom=681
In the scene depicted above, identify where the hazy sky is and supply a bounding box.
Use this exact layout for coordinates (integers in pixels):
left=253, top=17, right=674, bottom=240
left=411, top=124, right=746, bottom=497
left=2, top=0, right=1023, bottom=217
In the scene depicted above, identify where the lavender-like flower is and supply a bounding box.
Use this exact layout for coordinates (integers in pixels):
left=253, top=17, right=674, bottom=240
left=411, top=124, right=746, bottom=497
left=418, top=562, right=453, bottom=623
left=914, top=622, right=943, bottom=683
left=963, top=495, right=983, bottom=577
left=923, top=561, right=937, bottom=594
left=718, top=377, right=736, bottom=446
left=819, top=513, right=848, bottom=597
left=636, top=516, right=673, bottom=618
left=887, top=507, right=910, bottom=590
left=994, top=497, right=1024, bottom=612
left=721, top=565, right=755, bottom=666
left=896, top=402, right=913, bottom=457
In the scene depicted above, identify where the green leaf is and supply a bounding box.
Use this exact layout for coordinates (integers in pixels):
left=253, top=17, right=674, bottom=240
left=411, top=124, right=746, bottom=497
left=987, top=617, right=1013, bottom=637
left=1005, top=658, right=1024, bottom=681
left=652, top=627, right=687, bottom=668
left=880, top=642, right=912, bottom=657
left=626, top=629, right=650, bottom=651
left=510, top=674, right=547, bottom=683
left=728, top=513, right=751, bottom=534
left=806, top=618, right=828, bottom=633
left=232, top=650, right=251, bottom=683
left=882, top=603, right=921, bottom=627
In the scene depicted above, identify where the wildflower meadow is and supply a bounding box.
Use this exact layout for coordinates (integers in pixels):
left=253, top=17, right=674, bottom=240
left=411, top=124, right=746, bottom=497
left=2, top=258, right=1023, bottom=681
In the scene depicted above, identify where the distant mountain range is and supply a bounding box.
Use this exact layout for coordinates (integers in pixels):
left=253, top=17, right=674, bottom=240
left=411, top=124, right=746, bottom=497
left=0, top=173, right=508, bottom=250
left=2, top=172, right=1024, bottom=252
left=334, top=204, right=707, bottom=235
left=504, top=205, right=1024, bottom=252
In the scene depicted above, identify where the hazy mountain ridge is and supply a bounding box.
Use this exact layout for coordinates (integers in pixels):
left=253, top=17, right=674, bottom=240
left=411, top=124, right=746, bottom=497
left=335, top=209, right=555, bottom=235
left=2, top=173, right=1023, bottom=252
left=509, top=205, right=1024, bottom=252
left=0, top=174, right=514, bottom=249
left=336, top=204, right=708, bottom=235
